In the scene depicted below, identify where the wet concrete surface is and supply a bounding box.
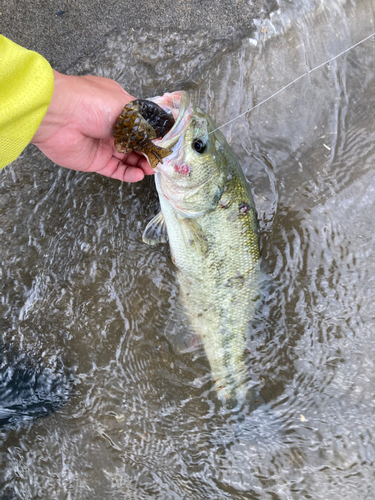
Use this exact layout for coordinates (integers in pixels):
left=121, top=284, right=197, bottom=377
left=0, top=0, right=271, bottom=72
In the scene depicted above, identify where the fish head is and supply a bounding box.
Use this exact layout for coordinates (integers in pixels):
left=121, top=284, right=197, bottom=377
left=150, top=91, right=233, bottom=217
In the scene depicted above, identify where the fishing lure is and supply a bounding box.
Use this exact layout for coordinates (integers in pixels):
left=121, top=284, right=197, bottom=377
left=114, top=99, right=175, bottom=169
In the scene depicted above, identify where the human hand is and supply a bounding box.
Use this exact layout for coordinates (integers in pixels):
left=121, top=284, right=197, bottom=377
left=31, top=70, right=154, bottom=182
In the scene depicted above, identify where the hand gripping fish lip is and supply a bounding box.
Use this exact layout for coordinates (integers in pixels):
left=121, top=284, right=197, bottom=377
left=113, top=99, right=176, bottom=169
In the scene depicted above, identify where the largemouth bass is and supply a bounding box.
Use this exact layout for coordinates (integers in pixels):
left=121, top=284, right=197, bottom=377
left=116, top=91, right=261, bottom=405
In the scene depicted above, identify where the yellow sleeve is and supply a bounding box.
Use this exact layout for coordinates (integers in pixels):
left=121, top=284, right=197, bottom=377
left=0, top=35, right=54, bottom=169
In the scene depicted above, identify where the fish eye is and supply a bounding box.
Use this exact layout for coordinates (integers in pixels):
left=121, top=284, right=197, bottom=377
left=192, top=138, right=207, bottom=154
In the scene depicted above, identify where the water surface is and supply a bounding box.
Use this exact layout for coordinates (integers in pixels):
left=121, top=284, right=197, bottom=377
left=1, top=0, right=375, bottom=498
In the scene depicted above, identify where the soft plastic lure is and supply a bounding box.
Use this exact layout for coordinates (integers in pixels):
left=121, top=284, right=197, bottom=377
left=114, top=99, right=175, bottom=169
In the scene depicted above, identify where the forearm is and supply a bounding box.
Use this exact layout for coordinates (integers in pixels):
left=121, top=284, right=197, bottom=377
left=0, top=36, right=153, bottom=182
left=0, top=35, right=54, bottom=168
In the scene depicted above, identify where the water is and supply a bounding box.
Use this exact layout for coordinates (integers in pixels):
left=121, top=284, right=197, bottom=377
left=1, top=0, right=375, bottom=498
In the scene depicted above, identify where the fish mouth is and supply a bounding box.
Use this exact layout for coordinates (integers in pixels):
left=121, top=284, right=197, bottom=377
left=148, top=91, right=192, bottom=166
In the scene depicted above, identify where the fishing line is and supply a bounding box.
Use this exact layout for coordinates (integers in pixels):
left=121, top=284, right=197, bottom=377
left=210, top=30, right=375, bottom=134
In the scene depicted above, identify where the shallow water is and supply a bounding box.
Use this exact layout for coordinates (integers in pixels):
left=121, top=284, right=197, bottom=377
left=1, top=0, right=375, bottom=498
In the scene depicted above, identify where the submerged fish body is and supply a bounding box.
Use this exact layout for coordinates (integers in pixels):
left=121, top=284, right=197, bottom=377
left=141, top=92, right=261, bottom=405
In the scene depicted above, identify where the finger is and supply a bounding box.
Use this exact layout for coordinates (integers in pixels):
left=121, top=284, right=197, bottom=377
left=94, top=139, right=155, bottom=176
left=122, top=165, right=148, bottom=183
left=97, top=156, right=146, bottom=182
left=85, top=139, right=155, bottom=182
left=114, top=151, right=154, bottom=176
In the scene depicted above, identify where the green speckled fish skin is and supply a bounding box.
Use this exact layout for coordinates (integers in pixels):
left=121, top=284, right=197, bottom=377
left=146, top=92, right=261, bottom=405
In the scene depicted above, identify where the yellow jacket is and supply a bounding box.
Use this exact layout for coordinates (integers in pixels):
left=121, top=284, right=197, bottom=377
left=0, top=35, right=54, bottom=168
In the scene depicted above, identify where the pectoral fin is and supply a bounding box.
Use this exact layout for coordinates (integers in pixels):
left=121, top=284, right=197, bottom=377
left=142, top=212, right=169, bottom=246
left=179, top=218, right=208, bottom=255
